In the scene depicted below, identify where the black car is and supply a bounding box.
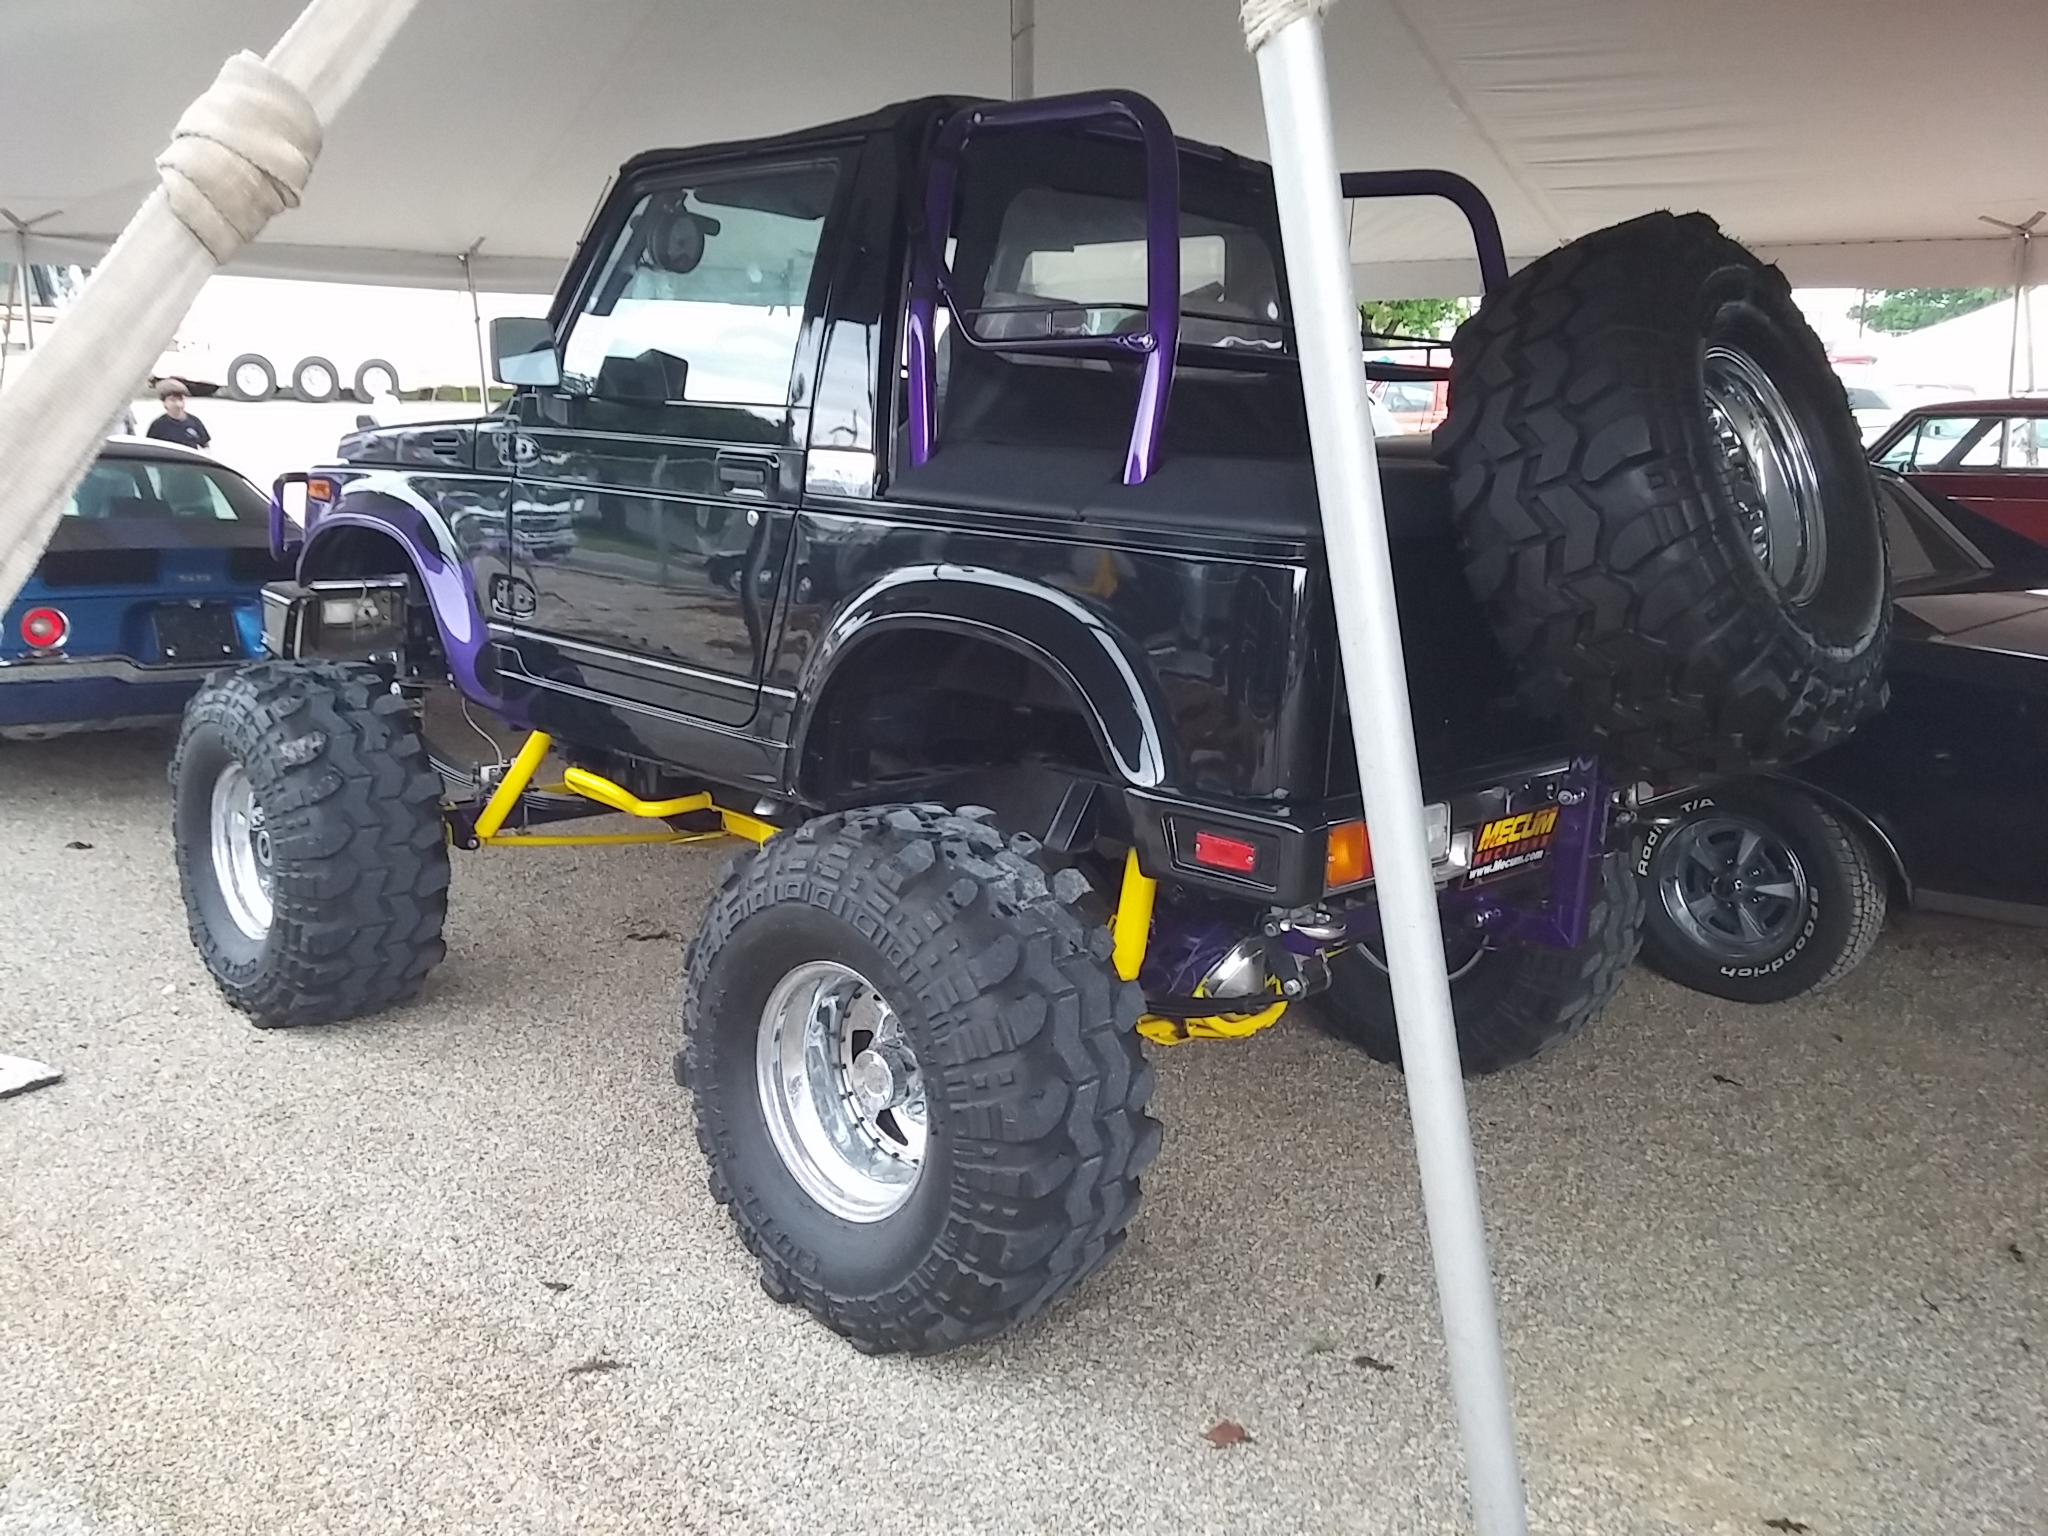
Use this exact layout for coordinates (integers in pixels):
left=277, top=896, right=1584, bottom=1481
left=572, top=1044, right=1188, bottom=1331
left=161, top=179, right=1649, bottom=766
left=1636, top=467, right=2048, bottom=1001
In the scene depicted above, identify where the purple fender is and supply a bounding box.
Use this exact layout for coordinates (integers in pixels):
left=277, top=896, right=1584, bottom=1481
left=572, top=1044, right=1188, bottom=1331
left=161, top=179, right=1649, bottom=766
left=294, top=471, right=509, bottom=718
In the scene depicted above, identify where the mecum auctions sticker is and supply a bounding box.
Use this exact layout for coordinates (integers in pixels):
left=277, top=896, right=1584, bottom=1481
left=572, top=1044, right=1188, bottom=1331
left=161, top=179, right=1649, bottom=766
left=1471, top=805, right=1558, bottom=875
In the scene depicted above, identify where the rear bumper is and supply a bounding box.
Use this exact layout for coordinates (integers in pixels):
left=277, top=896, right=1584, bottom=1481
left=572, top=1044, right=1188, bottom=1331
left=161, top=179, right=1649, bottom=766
left=0, top=655, right=220, bottom=726
left=1128, top=754, right=1585, bottom=909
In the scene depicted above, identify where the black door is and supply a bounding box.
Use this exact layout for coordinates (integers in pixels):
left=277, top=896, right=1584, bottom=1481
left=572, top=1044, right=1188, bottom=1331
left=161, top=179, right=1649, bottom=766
left=499, top=156, right=843, bottom=732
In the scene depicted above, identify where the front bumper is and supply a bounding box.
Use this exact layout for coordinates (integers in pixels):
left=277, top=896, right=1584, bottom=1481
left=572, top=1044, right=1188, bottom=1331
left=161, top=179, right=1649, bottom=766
left=0, top=654, right=225, bottom=727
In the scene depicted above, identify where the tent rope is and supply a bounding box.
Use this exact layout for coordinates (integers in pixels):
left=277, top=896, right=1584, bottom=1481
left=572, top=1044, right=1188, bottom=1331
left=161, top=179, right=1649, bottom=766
left=1240, top=0, right=1333, bottom=53
left=156, top=51, right=323, bottom=264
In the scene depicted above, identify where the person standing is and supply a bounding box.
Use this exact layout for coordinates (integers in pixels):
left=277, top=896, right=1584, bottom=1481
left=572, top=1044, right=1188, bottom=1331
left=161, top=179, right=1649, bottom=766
left=145, top=378, right=211, bottom=449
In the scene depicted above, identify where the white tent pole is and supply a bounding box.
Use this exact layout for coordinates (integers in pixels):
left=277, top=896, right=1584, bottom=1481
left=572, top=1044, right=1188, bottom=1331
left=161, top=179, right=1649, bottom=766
left=2010, top=228, right=2026, bottom=396
left=460, top=244, right=493, bottom=409
left=1010, top=0, right=1036, bottom=101
left=0, top=261, right=19, bottom=392
left=0, top=0, right=422, bottom=613
left=1240, top=3, right=1528, bottom=1531
left=16, top=226, right=32, bottom=353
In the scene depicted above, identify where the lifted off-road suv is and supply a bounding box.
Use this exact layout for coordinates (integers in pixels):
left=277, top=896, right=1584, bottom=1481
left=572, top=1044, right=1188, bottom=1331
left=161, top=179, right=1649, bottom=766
left=171, top=92, right=1888, bottom=1353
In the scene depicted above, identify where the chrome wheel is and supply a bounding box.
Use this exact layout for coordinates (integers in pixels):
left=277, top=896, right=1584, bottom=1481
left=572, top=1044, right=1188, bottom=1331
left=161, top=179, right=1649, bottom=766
left=1657, top=815, right=1808, bottom=962
left=1704, top=343, right=1827, bottom=602
left=754, top=960, right=927, bottom=1223
left=208, top=761, right=274, bottom=942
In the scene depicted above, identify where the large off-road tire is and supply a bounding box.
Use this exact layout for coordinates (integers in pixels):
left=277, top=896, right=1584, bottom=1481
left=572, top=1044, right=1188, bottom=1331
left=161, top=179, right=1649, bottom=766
left=680, top=805, right=1159, bottom=1354
left=1438, top=211, right=1889, bottom=777
left=1315, top=850, right=1644, bottom=1075
left=1636, top=781, right=1887, bottom=1003
left=172, top=661, right=449, bottom=1026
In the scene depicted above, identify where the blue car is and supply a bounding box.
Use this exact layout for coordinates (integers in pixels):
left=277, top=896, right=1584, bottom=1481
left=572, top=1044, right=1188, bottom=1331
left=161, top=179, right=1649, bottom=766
left=0, top=438, right=280, bottom=738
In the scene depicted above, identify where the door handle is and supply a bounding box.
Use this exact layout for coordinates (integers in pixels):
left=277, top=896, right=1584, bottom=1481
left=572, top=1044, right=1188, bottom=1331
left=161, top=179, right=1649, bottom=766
left=716, top=452, right=776, bottom=498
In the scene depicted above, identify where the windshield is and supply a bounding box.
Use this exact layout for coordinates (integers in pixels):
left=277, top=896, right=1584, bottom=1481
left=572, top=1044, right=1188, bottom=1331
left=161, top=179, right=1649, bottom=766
left=67, top=457, right=265, bottom=522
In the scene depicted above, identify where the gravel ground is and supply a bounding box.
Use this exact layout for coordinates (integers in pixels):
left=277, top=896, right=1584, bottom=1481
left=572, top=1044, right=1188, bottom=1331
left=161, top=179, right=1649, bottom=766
left=1, top=728, right=2042, bottom=1536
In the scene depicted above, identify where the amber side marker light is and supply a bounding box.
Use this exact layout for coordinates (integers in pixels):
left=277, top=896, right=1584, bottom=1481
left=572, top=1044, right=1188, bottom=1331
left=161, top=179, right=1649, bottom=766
left=1325, top=820, right=1371, bottom=889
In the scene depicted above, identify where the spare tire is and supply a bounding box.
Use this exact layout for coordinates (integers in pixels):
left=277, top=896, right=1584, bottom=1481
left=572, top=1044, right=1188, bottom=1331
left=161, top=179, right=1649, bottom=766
left=1436, top=211, right=1889, bottom=777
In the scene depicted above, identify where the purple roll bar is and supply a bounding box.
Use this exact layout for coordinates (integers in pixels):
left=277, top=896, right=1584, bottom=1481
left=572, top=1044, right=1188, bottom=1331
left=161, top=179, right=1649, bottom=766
left=1339, top=169, right=1509, bottom=298
left=908, top=91, right=1181, bottom=486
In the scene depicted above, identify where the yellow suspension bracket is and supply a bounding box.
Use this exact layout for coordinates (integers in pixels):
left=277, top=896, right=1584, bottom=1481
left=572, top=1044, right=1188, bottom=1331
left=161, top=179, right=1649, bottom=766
left=1136, top=995, right=1290, bottom=1048
left=1109, top=847, right=1291, bottom=1048
left=464, top=730, right=782, bottom=849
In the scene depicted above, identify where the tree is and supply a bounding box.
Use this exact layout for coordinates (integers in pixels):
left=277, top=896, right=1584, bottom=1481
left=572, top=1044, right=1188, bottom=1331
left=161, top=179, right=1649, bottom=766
left=1360, top=297, right=1472, bottom=341
left=1849, top=288, right=2002, bottom=335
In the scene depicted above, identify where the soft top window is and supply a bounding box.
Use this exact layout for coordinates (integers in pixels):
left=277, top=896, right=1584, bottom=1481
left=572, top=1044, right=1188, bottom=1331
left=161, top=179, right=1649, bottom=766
left=944, top=129, right=1293, bottom=362
left=972, top=187, right=1285, bottom=352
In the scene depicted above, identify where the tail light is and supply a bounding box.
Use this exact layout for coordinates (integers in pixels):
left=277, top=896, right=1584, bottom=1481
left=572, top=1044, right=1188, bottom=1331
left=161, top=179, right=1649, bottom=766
left=20, top=606, right=69, bottom=650
left=1190, top=829, right=1261, bottom=876
left=1325, top=803, right=1456, bottom=892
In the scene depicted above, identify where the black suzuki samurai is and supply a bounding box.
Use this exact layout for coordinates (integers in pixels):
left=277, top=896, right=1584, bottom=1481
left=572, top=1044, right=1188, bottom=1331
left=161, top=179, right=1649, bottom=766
left=170, top=92, right=1888, bottom=1353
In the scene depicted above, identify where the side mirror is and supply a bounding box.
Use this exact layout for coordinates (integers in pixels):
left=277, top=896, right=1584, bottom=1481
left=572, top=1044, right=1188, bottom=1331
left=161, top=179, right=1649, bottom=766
left=490, top=316, right=561, bottom=388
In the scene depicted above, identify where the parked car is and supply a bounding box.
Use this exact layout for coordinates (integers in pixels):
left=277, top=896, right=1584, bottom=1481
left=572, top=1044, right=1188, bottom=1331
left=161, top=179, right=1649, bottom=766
left=0, top=439, right=281, bottom=738
left=1634, top=467, right=2048, bottom=1001
left=1869, top=396, right=2048, bottom=545
left=1843, top=384, right=1897, bottom=443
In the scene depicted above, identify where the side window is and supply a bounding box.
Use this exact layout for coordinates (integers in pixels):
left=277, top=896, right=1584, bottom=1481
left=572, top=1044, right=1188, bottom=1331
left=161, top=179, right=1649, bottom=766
left=1889, top=415, right=1985, bottom=470
left=1874, top=423, right=1920, bottom=471
left=1956, top=419, right=2004, bottom=468
left=2003, top=417, right=2048, bottom=469
left=560, top=161, right=839, bottom=409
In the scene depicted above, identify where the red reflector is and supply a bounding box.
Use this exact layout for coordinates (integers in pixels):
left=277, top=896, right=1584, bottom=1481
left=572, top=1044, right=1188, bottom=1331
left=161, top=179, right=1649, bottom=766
left=20, top=606, right=68, bottom=649
left=1191, top=829, right=1259, bottom=875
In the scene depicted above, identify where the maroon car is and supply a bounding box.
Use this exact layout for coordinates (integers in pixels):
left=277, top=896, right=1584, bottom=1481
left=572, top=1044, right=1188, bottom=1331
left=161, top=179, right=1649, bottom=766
left=1870, top=397, right=2048, bottom=544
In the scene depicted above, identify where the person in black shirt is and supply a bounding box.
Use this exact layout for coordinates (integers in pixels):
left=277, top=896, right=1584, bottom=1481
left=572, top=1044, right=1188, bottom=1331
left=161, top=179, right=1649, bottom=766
left=145, top=378, right=211, bottom=450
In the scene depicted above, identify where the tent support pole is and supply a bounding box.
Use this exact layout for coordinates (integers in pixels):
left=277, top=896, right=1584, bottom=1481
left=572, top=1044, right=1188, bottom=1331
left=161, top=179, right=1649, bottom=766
left=1010, top=0, right=1035, bottom=101
left=16, top=225, right=32, bottom=352
left=0, top=261, right=18, bottom=391
left=460, top=243, right=492, bottom=408
left=1243, top=6, right=1528, bottom=1532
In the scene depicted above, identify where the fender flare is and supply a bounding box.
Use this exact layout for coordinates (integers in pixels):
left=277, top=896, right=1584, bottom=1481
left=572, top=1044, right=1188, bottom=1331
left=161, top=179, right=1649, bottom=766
left=297, top=473, right=503, bottom=713
left=1763, top=772, right=1914, bottom=903
left=792, top=564, right=1174, bottom=790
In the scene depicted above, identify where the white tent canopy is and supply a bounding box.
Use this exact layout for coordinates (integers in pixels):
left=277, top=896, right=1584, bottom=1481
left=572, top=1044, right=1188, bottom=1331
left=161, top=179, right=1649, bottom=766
left=4, top=0, right=2045, bottom=299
